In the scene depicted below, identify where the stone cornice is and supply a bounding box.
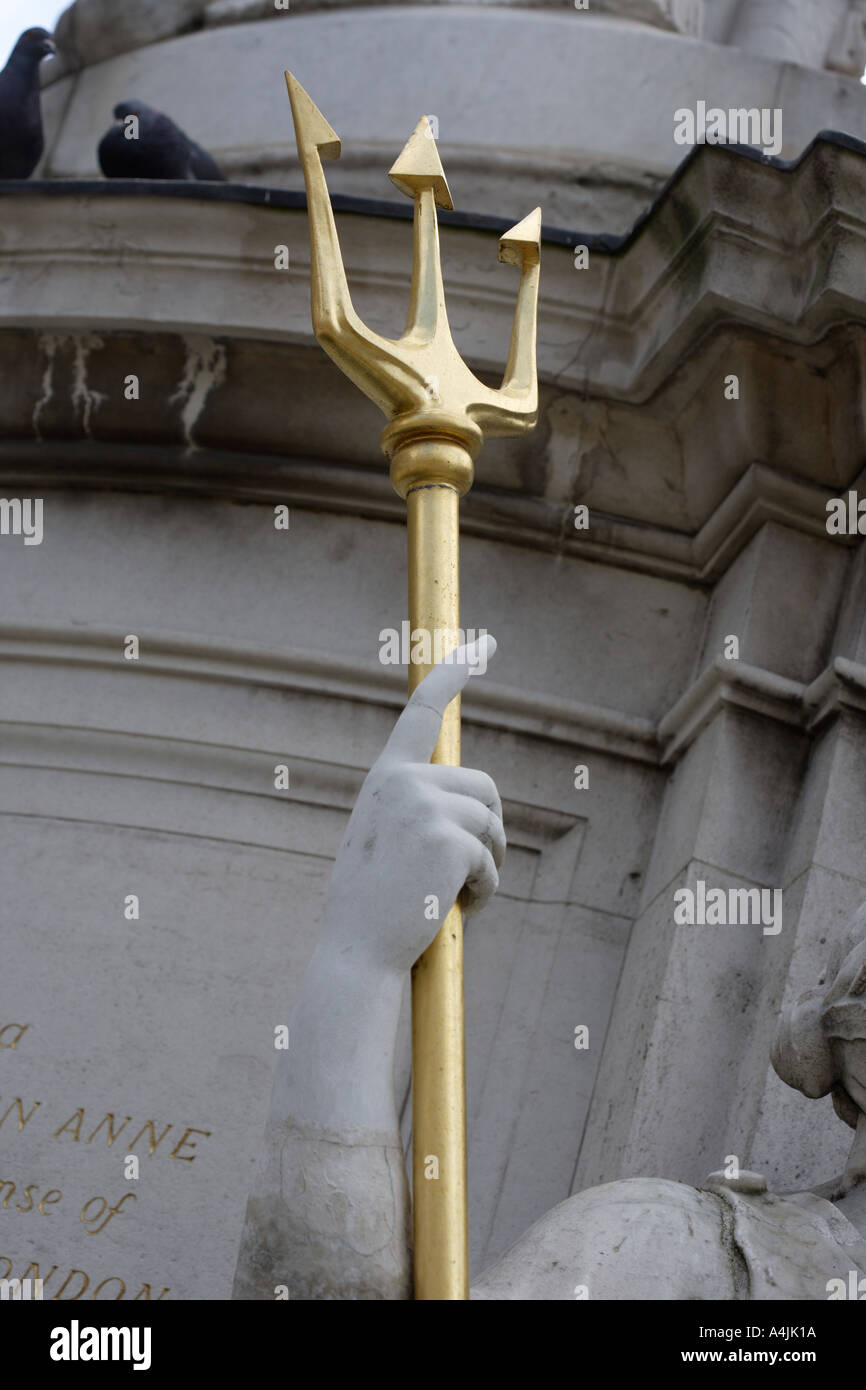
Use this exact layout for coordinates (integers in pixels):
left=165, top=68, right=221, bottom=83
left=688, top=465, right=861, bottom=582
left=2, top=625, right=865, bottom=770
left=659, top=656, right=866, bottom=763
left=0, top=443, right=854, bottom=588
left=657, top=657, right=806, bottom=763
left=0, top=716, right=578, bottom=854
left=803, top=656, right=866, bottom=728
left=0, top=624, right=659, bottom=765
left=4, top=135, right=866, bottom=401
left=0, top=144, right=863, bottom=600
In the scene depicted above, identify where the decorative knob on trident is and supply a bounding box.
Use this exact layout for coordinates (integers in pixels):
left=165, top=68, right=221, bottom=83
left=285, top=72, right=541, bottom=1302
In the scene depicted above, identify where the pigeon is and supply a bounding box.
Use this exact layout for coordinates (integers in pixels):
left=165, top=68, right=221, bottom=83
left=98, top=100, right=226, bottom=181
left=0, top=28, right=55, bottom=179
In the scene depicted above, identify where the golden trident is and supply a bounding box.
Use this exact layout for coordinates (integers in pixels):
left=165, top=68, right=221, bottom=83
left=285, top=72, right=541, bottom=1300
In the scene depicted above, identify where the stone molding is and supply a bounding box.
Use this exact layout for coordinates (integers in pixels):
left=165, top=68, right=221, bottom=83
left=7, top=134, right=866, bottom=399
left=0, top=623, right=659, bottom=764
left=2, top=623, right=865, bottom=770
left=0, top=713, right=579, bottom=855
left=659, top=656, right=866, bottom=763
left=2, top=138, right=866, bottom=583
left=0, top=437, right=854, bottom=585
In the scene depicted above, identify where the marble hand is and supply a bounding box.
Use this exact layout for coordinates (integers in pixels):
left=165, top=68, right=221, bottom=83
left=323, top=635, right=505, bottom=974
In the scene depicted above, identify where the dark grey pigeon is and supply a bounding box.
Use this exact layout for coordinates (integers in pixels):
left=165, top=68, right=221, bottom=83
left=98, top=100, right=226, bottom=181
left=0, top=28, right=55, bottom=179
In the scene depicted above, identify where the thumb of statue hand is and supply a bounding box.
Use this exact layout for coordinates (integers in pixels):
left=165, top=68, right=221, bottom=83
left=382, top=634, right=497, bottom=765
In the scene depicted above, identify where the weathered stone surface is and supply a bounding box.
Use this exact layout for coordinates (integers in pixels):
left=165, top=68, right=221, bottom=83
left=54, top=0, right=206, bottom=72
left=471, top=1176, right=866, bottom=1298
left=233, top=1122, right=411, bottom=1300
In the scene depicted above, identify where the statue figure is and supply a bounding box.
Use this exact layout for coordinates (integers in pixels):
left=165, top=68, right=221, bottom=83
left=725, top=0, right=866, bottom=76
left=233, top=638, right=866, bottom=1299
left=51, top=0, right=866, bottom=78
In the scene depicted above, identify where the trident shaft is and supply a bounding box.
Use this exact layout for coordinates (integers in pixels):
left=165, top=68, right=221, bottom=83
left=286, top=72, right=540, bottom=1300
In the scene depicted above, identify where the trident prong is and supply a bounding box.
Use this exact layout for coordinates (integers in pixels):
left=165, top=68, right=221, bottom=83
left=285, top=72, right=541, bottom=1303
left=285, top=72, right=539, bottom=477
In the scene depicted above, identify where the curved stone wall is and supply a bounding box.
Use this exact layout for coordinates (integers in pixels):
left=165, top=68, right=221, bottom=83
left=37, top=7, right=866, bottom=234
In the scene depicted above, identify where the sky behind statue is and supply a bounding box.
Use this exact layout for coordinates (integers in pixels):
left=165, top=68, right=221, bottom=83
left=0, top=3, right=64, bottom=69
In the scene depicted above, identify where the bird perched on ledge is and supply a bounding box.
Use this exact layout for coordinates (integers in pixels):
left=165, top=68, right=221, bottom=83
left=0, top=28, right=55, bottom=179
left=98, top=100, right=226, bottom=181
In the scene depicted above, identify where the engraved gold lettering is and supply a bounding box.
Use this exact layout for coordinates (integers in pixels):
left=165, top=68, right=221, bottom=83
left=80, top=1192, right=137, bottom=1234
left=51, top=1268, right=89, bottom=1300
left=52, top=1108, right=84, bottom=1141
left=0, top=1024, right=29, bottom=1050
left=169, top=1126, right=212, bottom=1162
left=80, top=1195, right=106, bottom=1232
left=14, top=1183, right=38, bottom=1213
left=91, top=1276, right=126, bottom=1300
left=127, top=1121, right=172, bottom=1156
left=0, top=1097, right=41, bottom=1131
left=41, top=1104, right=214, bottom=1157
left=0, top=1177, right=63, bottom=1214
left=24, top=1261, right=57, bottom=1289
left=86, top=1114, right=132, bottom=1148
left=0, top=1256, right=169, bottom=1300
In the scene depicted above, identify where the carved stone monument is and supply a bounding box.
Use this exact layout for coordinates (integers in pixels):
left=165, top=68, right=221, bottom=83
left=3, top=0, right=866, bottom=1301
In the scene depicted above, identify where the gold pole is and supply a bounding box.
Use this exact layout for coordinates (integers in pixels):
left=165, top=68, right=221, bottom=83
left=285, top=71, right=540, bottom=1302
left=406, top=479, right=467, bottom=1300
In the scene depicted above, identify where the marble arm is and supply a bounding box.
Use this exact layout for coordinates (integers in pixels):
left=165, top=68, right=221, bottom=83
left=232, top=637, right=505, bottom=1300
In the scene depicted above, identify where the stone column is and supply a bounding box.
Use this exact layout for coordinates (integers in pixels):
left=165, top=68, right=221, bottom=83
left=574, top=520, right=856, bottom=1193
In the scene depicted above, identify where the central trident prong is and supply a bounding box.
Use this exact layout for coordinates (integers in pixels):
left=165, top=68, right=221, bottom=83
left=285, top=72, right=541, bottom=1302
